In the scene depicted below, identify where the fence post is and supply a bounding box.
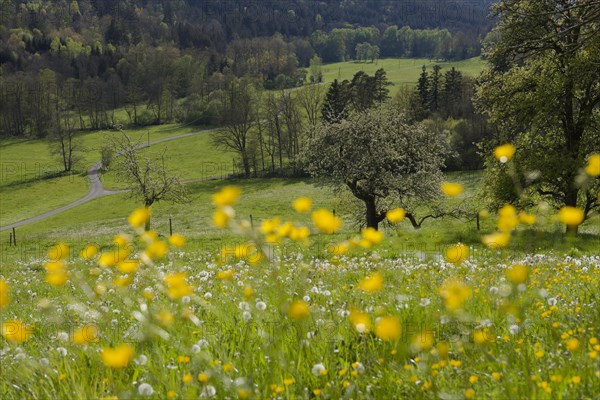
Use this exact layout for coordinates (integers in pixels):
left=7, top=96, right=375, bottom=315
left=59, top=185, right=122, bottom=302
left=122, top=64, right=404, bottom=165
left=9, top=232, right=13, bottom=246
left=250, top=214, right=254, bottom=228
left=12, top=227, right=16, bottom=246
left=476, top=212, right=480, bottom=231
left=169, top=218, right=173, bottom=236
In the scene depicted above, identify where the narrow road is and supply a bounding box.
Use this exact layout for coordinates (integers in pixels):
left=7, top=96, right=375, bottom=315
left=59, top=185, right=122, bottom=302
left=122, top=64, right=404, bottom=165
left=0, top=127, right=221, bottom=232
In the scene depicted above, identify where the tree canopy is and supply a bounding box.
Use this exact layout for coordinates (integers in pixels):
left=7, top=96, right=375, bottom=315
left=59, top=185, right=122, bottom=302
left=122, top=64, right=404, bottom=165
left=476, top=0, right=600, bottom=230
left=303, top=107, right=447, bottom=230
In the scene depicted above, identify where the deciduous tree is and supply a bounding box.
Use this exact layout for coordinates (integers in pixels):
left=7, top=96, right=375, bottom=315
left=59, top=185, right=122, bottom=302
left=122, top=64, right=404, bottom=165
left=304, top=107, right=447, bottom=230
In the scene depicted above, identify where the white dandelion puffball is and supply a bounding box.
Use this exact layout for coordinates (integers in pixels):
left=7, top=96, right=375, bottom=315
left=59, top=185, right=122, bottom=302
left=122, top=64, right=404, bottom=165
left=138, top=383, right=154, bottom=396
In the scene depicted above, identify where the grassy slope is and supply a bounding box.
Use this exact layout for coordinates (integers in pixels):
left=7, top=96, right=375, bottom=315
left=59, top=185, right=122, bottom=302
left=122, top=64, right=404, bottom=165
left=320, top=57, right=487, bottom=93
left=100, top=129, right=235, bottom=190
left=4, top=173, right=599, bottom=266
left=0, top=124, right=211, bottom=225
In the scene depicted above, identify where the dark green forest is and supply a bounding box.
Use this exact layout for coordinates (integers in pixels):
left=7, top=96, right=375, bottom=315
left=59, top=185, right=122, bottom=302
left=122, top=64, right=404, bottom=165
left=0, top=0, right=492, bottom=138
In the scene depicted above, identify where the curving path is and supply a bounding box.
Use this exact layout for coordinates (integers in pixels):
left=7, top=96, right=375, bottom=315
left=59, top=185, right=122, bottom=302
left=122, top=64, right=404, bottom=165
left=0, top=127, right=220, bottom=232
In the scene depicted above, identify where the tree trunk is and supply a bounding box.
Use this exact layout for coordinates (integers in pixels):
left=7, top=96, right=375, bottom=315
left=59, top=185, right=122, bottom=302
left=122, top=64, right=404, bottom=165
left=406, top=213, right=422, bottom=230
left=242, top=152, right=250, bottom=178
left=565, top=188, right=579, bottom=235
left=144, top=203, right=152, bottom=231
left=365, top=198, right=379, bottom=230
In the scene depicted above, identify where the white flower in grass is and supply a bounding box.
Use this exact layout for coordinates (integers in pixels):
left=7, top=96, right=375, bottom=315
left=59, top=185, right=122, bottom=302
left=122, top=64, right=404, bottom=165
left=201, top=385, right=216, bottom=397
left=138, top=383, right=154, bottom=396
left=312, top=363, right=326, bottom=376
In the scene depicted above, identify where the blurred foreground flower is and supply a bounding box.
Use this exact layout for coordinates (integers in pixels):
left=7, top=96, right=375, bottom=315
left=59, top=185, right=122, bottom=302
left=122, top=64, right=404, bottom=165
left=439, top=279, right=472, bottom=312
left=128, top=207, right=150, bottom=228
left=558, top=206, right=584, bottom=226
left=482, top=231, right=511, bottom=248
left=311, top=209, right=342, bottom=234
left=441, top=182, right=464, bottom=197
left=0, top=279, right=9, bottom=308
left=585, top=153, right=600, bottom=176
left=445, top=243, right=469, bottom=265
left=292, top=197, right=312, bottom=213
left=386, top=208, right=405, bottom=223
left=73, top=325, right=99, bottom=345
left=212, top=186, right=241, bottom=206
left=101, top=344, right=135, bottom=368
left=375, top=316, right=401, bottom=341
left=349, top=309, right=371, bottom=333
left=506, top=264, right=529, bottom=284
left=1, top=320, right=32, bottom=343
left=288, top=300, right=310, bottom=320
left=164, top=272, right=193, bottom=299
left=358, top=272, right=384, bottom=293
left=494, top=144, right=516, bottom=163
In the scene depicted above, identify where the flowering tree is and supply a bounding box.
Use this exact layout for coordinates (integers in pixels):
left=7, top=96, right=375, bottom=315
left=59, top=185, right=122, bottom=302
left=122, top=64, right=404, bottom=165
left=303, top=107, right=447, bottom=230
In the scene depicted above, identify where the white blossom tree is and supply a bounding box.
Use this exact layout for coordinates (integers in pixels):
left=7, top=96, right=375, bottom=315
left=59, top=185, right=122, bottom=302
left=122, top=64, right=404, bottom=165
left=303, top=107, right=448, bottom=230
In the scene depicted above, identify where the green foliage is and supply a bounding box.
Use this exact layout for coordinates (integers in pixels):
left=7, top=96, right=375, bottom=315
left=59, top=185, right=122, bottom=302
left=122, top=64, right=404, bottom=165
left=476, top=0, right=600, bottom=218
left=304, top=107, right=448, bottom=229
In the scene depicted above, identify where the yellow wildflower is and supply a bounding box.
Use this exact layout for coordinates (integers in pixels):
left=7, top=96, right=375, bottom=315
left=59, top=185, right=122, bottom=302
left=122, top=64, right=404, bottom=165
left=494, top=143, right=516, bottom=163
left=464, top=388, right=475, bottom=399
left=73, top=325, right=99, bottom=345
left=118, top=260, right=140, bottom=274
left=156, top=311, right=174, bottom=327
left=506, top=264, right=529, bottom=284
left=243, top=286, right=254, bottom=300
left=482, top=231, right=511, bottom=248
left=349, top=309, right=371, bottom=333
left=260, top=217, right=281, bottom=234
left=566, top=338, right=580, bottom=352
left=293, top=197, right=312, bottom=213
left=182, top=373, right=193, bottom=384
left=164, top=272, right=193, bottom=299
left=0, top=279, right=8, bottom=309
left=288, top=300, right=310, bottom=320
left=212, top=186, right=241, bottom=206
left=48, top=242, right=69, bottom=260
left=439, top=278, right=472, bottom=312
left=217, top=269, right=234, bottom=281
left=375, top=316, right=401, bottom=341
left=81, top=244, right=99, bottom=259
left=386, top=208, right=406, bottom=223
left=213, top=208, right=230, bottom=228
left=168, top=234, right=186, bottom=248
left=114, top=275, right=133, bottom=287
left=361, top=227, right=384, bottom=246
left=358, top=272, right=384, bottom=293
left=558, top=206, right=584, bottom=226
left=128, top=207, right=150, bottom=228
left=113, top=234, right=131, bottom=248
left=98, top=251, right=120, bottom=268
left=101, top=344, right=134, bottom=368
left=497, top=204, right=518, bottom=232
left=145, top=240, right=169, bottom=259
left=585, top=153, right=600, bottom=176
left=44, top=261, right=68, bottom=286
left=1, top=320, right=32, bottom=343
left=290, top=226, right=310, bottom=241
left=311, top=209, right=342, bottom=234
left=445, top=243, right=469, bottom=265
left=518, top=212, right=536, bottom=225
left=441, top=182, right=464, bottom=197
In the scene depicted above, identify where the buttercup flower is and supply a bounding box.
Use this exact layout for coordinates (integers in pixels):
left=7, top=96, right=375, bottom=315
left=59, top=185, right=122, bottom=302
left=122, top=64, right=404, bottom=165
left=494, top=143, right=516, bottom=163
